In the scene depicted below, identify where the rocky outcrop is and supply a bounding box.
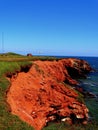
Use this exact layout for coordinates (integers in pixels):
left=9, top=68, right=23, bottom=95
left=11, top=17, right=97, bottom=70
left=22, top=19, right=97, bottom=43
left=7, top=58, right=92, bottom=130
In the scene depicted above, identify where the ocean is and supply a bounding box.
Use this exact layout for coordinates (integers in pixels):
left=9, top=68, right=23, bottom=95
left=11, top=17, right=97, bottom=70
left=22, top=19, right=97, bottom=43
left=77, top=57, right=98, bottom=122
left=57, top=56, right=98, bottom=122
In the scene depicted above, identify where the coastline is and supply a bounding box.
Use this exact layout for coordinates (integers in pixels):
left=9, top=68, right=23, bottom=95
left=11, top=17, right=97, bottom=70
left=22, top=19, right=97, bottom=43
left=7, top=58, right=92, bottom=130
left=0, top=53, right=98, bottom=130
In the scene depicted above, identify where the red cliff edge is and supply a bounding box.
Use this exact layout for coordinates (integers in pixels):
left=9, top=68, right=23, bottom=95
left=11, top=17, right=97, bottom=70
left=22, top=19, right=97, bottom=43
left=7, top=58, right=92, bottom=130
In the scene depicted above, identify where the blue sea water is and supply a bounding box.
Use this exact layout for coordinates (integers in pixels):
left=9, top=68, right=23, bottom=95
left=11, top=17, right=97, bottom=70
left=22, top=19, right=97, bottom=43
left=57, top=56, right=98, bottom=122
left=77, top=57, right=98, bottom=121
left=73, top=57, right=98, bottom=94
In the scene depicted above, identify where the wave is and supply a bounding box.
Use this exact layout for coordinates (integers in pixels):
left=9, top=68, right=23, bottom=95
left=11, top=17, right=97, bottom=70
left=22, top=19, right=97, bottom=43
left=83, top=82, right=96, bottom=87
left=87, top=76, right=91, bottom=79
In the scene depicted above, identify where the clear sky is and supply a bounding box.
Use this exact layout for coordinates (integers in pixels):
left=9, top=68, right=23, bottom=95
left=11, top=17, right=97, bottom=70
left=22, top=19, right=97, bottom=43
left=0, top=0, right=98, bottom=56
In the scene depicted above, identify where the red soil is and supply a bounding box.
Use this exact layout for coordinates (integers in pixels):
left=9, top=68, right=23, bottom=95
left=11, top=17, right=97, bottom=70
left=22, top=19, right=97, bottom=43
left=7, top=59, right=91, bottom=130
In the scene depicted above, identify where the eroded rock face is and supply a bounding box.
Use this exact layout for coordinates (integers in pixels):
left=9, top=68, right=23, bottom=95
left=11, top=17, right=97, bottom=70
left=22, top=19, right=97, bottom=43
left=7, top=58, right=92, bottom=130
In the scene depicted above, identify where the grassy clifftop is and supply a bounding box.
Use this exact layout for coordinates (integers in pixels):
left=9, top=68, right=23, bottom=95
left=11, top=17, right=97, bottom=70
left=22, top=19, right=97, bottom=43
left=0, top=52, right=57, bottom=61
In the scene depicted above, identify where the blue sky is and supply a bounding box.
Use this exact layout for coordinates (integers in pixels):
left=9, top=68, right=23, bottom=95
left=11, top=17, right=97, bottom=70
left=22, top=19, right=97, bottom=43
left=0, top=0, right=98, bottom=56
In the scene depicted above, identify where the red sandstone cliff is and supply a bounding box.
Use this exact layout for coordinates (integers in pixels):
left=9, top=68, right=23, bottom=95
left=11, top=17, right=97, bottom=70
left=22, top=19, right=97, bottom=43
left=7, top=58, right=92, bottom=130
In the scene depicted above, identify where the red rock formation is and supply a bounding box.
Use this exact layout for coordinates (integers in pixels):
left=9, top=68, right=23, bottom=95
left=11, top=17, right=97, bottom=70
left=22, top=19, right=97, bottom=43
left=7, top=58, right=92, bottom=130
